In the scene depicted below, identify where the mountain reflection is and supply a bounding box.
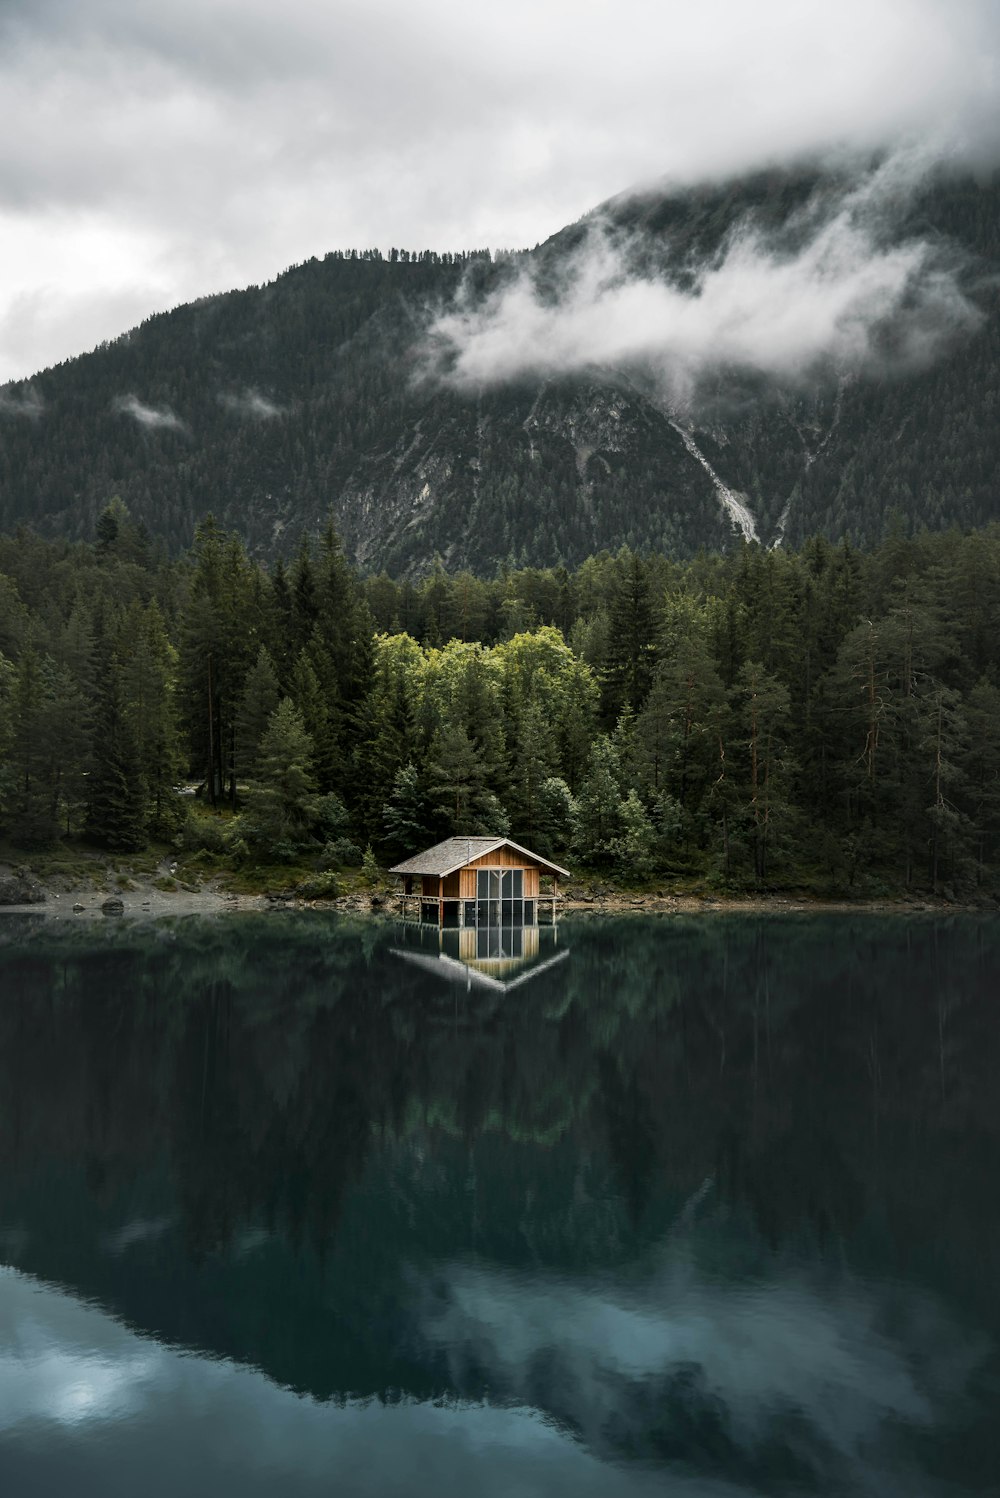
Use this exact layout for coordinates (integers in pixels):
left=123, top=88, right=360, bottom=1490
left=0, top=912, right=998, bottom=1492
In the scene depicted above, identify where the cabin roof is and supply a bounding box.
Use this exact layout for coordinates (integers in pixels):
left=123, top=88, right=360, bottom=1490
left=389, top=836, right=570, bottom=879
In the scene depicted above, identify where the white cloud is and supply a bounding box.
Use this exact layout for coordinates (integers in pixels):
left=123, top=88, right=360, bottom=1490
left=0, top=1, right=998, bottom=380
left=219, top=388, right=284, bottom=419
left=113, top=394, right=185, bottom=431
left=427, top=155, right=982, bottom=400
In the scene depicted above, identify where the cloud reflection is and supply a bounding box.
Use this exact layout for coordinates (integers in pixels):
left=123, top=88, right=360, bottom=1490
left=0, top=1246, right=987, bottom=1497
left=418, top=1245, right=987, bottom=1486
left=0, top=1267, right=689, bottom=1496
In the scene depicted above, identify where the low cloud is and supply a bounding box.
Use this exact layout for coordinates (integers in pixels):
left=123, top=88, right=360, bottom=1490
left=3, top=2, right=1000, bottom=382
left=219, top=388, right=284, bottom=419
left=427, top=156, right=983, bottom=404
left=0, top=384, right=43, bottom=417
left=113, top=393, right=185, bottom=430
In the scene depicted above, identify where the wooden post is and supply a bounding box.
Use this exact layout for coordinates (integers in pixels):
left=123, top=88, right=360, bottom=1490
left=438, top=875, right=444, bottom=927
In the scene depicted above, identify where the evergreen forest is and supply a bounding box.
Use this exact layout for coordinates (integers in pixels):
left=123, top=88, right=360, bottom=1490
left=1, top=166, right=999, bottom=573
left=1, top=500, right=999, bottom=898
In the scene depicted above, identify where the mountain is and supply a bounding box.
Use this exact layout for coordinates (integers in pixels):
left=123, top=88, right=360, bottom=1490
left=1, top=164, right=998, bottom=573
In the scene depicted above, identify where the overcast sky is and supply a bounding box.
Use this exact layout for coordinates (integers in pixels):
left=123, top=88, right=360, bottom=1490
left=1, top=0, right=998, bottom=383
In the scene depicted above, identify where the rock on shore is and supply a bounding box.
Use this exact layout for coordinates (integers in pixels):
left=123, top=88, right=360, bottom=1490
left=0, top=871, right=46, bottom=906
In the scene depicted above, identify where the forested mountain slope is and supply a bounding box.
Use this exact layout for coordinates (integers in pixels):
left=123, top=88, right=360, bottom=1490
left=1, top=165, right=998, bottom=573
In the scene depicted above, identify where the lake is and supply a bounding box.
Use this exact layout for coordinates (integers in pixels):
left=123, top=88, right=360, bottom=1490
left=0, top=910, right=997, bottom=1495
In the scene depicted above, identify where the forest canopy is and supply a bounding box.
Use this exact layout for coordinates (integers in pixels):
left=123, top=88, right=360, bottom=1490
left=1, top=503, right=998, bottom=897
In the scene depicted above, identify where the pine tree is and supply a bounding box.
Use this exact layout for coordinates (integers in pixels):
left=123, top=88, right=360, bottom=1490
left=604, top=548, right=656, bottom=718
left=236, top=645, right=281, bottom=784
left=535, top=777, right=577, bottom=860
left=5, top=648, right=60, bottom=846
left=573, top=736, right=626, bottom=866
left=425, top=723, right=497, bottom=835
left=241, top=698, right=320, bottom=859
left=382, top=762, right=431, bottom=859
left=86, top=619, right=147, bottom=852
left=507, top=698, right=557, bottom=844
left=610, top=788, right=656, bottom=878
left=731, top=661, right=792, bottom=883
left=122, top=600, right=182, bottom=835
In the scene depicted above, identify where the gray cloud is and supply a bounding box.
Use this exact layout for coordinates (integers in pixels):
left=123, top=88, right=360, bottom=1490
left=0, top=383, right=43, bottom=417
left=113, top=394, right=185, bottom=431
left=0, top=2, right=999, bottom=380
left=219, top=388, right=284, bottom=420
left=427, top=154, right=983, bottom=401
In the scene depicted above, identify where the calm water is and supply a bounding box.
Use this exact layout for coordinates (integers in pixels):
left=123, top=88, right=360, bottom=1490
left=0, top=910, right=998, bottom=1496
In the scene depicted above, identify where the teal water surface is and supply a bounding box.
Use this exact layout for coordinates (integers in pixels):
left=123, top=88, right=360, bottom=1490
left=0, top=911, right=997, bottom=1496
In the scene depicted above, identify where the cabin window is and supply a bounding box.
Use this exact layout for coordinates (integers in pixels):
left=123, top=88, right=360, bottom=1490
left=470, top=868, right=535, bottom=925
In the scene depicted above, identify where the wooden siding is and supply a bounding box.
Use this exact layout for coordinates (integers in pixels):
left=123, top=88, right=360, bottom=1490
left=420, top=864, right=544, bottom=899
left=458, top=866, right=539, bottom=897
left=468, top=846, right=533, bottom=869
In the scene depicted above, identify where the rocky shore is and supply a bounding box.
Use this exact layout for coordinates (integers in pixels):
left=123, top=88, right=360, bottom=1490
left=0, top=857, right=990, bottom=921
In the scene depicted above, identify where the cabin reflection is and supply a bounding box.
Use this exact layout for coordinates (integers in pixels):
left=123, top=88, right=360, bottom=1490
left=390, top=919, right=568, bottom=994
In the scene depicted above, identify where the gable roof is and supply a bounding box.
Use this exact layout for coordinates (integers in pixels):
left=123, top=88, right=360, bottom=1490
left=389, top=836, right=570, bottom=879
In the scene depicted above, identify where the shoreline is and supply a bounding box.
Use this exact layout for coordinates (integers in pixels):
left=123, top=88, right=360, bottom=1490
left=0, top=877, right=994, bottom=923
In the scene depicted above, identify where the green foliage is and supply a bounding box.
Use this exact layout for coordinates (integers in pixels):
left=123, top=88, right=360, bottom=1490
left=293, top=871, right=341, bottom=900
left=320, top=837, right=363, bottom=870
left=237, top=698, right=321, bottom=860
left=573, top=737, right=627, bottom=866
left=382, top=762, right=432, bottom=861
left=0, top=512, right=999, bottom=895
left=610, top=789, right=657, bottom=879
left=236, top=645, right=281, bottom=784
left=85, top=617, right=147, bottom=852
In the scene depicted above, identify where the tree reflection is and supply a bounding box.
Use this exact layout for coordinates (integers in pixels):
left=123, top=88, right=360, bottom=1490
left=0, top=912, right=997, bottom=1401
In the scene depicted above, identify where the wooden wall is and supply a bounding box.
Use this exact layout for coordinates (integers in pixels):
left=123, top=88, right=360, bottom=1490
left=458, top=866, right=540, bottom=897
left=468, top=847, right=527, bottom=869
left=418, top=862, right=548, bottom=900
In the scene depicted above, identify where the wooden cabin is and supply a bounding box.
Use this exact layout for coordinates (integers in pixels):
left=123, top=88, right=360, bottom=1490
left=390, top=836, right=569, bottom=926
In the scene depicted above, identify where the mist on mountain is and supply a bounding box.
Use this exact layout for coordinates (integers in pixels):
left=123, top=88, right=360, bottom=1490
left=0, top=162, right=997, bottom=572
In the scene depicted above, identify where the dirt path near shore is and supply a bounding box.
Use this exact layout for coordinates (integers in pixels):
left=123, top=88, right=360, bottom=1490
left=1, top=860, right=989, bottom=922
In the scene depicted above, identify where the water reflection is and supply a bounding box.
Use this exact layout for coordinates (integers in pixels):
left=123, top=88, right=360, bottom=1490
left=0, top=1269, right=669, bottom=1498
left=421, top=1249, right=984, bottom=1488
left=0, top=912, right=997, bottom=1493
left=390, top=919, right=569, bottom=992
